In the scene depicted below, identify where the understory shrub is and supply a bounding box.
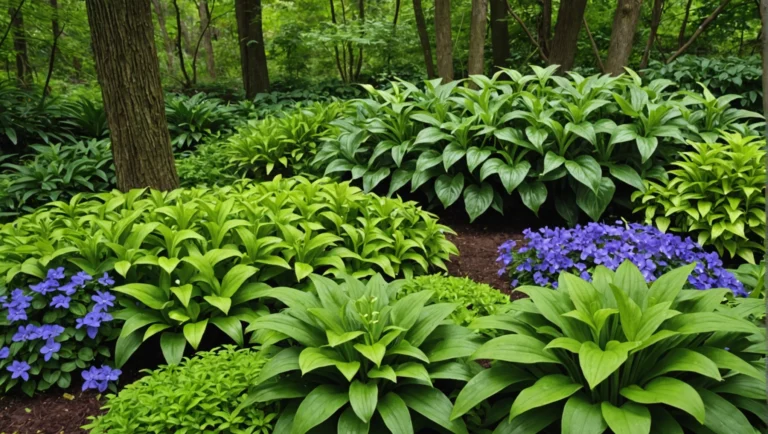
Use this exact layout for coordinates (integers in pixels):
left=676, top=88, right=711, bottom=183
left=313, top=67, right=761, bottom=223
left=398, top=275, right=510, bottom=326
left=731, top=261, right=766, bottom=299
left=176, top=141, right=239, bottom=187
left=0, top=269, right=119, bottom=395
left=497, top=222, right=746, bottom=296
left=452, top=262, right=767, bottom=433
left=632, top=132, right=765, bottom=263
left=244, top=274, right=479, bottom=433
left=165, top=92, right=242, bottom=151
left=0, top=177, right=456, bottom=366
left=84, top=346, right=278, bottom=434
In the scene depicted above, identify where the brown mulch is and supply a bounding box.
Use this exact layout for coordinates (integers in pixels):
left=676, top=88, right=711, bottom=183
left=0, top=390, right=102, bottom=434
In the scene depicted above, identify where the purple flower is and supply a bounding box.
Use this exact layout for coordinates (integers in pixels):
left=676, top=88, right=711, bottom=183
left=46, top=267, right=66, bottom=281
left=7, top=360, right=30, bottom=381
left=97, top=272, right=115, bottom=286
left=0, top=347, right=9, bottom=360
left=12, top=324, right=39, bottom=342
left=50, top=295, right=71, bottom=309
left=3, top=289, right=33, bottom=323
left=30, top=278, right=59, bottom=294
left=76, top=311, right=112, bottom=339
left=40, top=339, right=61, bottom=362
left=81, top=365, right=121, bottom=392
left=92, top=291, right=115, bottom=312
left=58, top=283, right=77, bottom=296
left=71, top=272, right=93, bottom=288
left=39, top=324, right=65, bottom=340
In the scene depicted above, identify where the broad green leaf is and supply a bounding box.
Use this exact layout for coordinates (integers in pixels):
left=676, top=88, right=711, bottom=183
left=399, top=386, right=468, bottom=434
left=562, top=394, right=607, bottom=434
left=509, top=375, right=581, bottom=421
left=542, top=152, right=565, bottom=175
left=635, top=136, right=658, bottom=163
left=354, top=343, right=387, bottom=367
left=579, top=341, right=636, bottom=390
left=463, top=183, right=494, bottom=222
left=349, top=380, right=378, bottom=423
left=363, top=167, right=390, bottom=192
left=601, top=401, right=651, bottom=434
left=258, top=347, right=301, bottom=384
left=519, top=181, right=547, bottom=215
left=443, top=143, right=466, bottom=171
left=338, top=407, right=370, bottom=434
left=395, top=362, right=432, bottom=384
left=210, top=316, right=244, bottom=347
left=182, top=320, right=208, bottom=350
left=664, top=312, right=760, bottom=335
left=466, top=146, right=492, bottom=172
left=299, top=347, right=343, bottom=375
left=695, top=347, right=763, bottom=380
left=377, top=392, right=414, bottom=434
left=575, top=178, right=615, bottom=221
left=498, top=162, right=531, bottom=194
left=406, top=303, right=458, bottom=347
left=609, top=165, right=645, bottom=191
left=292, top=385, right=349, bottom=434
left=565, top=155, right=602, bottom=193
left=472, top=334, right=560, bottom=364
left=451, top=365, right=531, bottom=419
left=203, top=295, right=232, bottom=315
left=327, top=330, right=365, bottom=347
left=647, top=263, right=695, bottom=306
left=170, top=285, right=194, bottom=308
left=368, top=365, right=397, bottom=382
left=645, top=348, right=721, bottom=381
left=434, top=173, right=465, bottom=208
left=414, top=127, right=450, bottom=145
left=620, top=377, right=705, bottom=423
left=698, top=388, right=755, bottom=434
left=295, top=262, right=314, bottom=282
left=114, top=330, right=143, bottom=368
left=160, top=332, right=186, bottom=365
left=112, top=283, right=166, bottom=310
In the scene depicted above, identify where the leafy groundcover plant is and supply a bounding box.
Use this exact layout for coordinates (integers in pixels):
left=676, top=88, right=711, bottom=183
left=731, top=261, right=766, bottom=299
left=633, top=132, right=766, bottom=263
left=0, top=268, right=119, bottom=395
left=0, top=177, right=457, bottom=367
left=84, top=346, right=278, bottom=434
left=398, top=275, right=510, bottom=326
left=243, top=274, right=481, bottom=433
left=451, top=262, right=767, bottom=433
left=497, top=222, right=746, bottom=296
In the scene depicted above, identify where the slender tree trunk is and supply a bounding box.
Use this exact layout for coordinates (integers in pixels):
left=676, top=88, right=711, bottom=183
left=198, top=0, right=216, bottom=79
left=604, top=0, right=644, bottom=76
left=583, top=18, right=604, bottom=72
left=329, top=0, right=347, bottom=82
left=678, top=0, right=693, bottom=48
left=434, top=0, right=453, bottom=82
left=393, top=0, right=400, bottom=28
left=413, top=0, right=436, bottom=78
left=548, top=0, right=587, bottom=72
left=639, top=0, right=663, bottom=69
left=667, top=0, right=731, bottom=63
left=180, top=17, right=193, bottom=55
left=235, top=0, right=269, bottom=98
left=468, top=0, right=487, bottom=77
left=85, top=0, right=179, bottom=191
left=489, top=0, right=509, bottom=70
left=151, top=0, right=175, bottom=74
left=171, top=0, right=191, bottom=86
left=538, top=0, right=551, bottom=56
left=47, top=0, right=59, bottom=94
left=354, top=0, right=364, bottom=80
left=9, top=6, right=32, bottom=86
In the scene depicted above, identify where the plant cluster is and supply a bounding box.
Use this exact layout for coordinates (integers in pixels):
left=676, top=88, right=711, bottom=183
left=497, top=222, right=746, bottom=296
left=0, top=81, right=71, bottom=151
left=0, top=268, right=119, bottom=396
left=632, top=132, right=765, bottom=263
left=175, top=141, right=240, bottom=188
left=452, top=262, right=767, bottom=433
left=0, top=177, right=456, bottom=366
left=731, top=261, right=766, bottom=299
left=165, top=92, right=243, bottom=151
left=312, top=67, right=761, bottom=223
left=398, top=275, right=510, bottom=327
left=244, top=274, right=479, bottom=433
left=83, top=346, right=278, bottom=434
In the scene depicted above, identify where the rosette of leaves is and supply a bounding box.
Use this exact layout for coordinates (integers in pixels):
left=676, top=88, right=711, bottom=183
left=165, top=93, right=239, bottom=151
left=243, top=274, right=481, bottom=434
left=450, top=262, right=767, bottom=434
left=633, top=132, right=766, bottom=263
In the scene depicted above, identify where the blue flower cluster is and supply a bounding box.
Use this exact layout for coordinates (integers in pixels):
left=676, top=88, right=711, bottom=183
left=82, top=365, right=122, bottom=392
left=497, top=222, right=746, bottom=296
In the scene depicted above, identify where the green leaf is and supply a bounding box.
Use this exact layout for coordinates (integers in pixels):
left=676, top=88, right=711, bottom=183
left=170, top=284, right=194, bottom=308
left=112, top=283, right=166, bottom=310
left=395, top=362, right=432, bottom=384
left=182, top=319, right=208, bottom=350
left=565, top=155, right=602, bottom=193
left=509, top=375, right=581, bottom=421
left=157, top=256, right=181, bottom=275
left=664, top=312, right=760, bottom=335
left=160, top=332, right=186, bottom=365
left=635, top=136, right=658, bottom=163
left=620, top=377, right=705, bottom=424
left=519, top=181, right=547, bottom=215
left=399, top=386, right=468, bottom=434
left=542, top=152, right=565, bottom=175
left=406, top=303, right=458, bottom=346
left=414, top=127, right=450, bottom=145
left=695, top=347, right=763, bottom=380
left=472, top=335, right=560, bottom=364
left=220, top=264, right=258, bottom=298
left=575, top=178, right=616, bottom=221
left=698, top=388, right=755, bottom=434
left=349, top=380, right=378, bottom=423
left=292, top=385, right=349, bottom=434
left=609, top=165, right=645, bottom=191
left=466, top=146, right=491, bottom=172
left=258, top=347, right=301, bottom=384
left=210, top=316, right=244, bottom=346
left=645, top=348, right=721, bottom=382
left=562, top=394, right=608, bottom=434
left=463, top=183, right=493, bottom=222
left=579, top=341, right=635, bottom=390
left=299, top=347, right=343, bottom=375
left=354, top=343, right=387, bottom=367
left=451, top=365, right=531, bottom=419
left=601, top=401, right=651, bottom=434
left=442, top=143, right=466, bottom=171
left=338, top=407, right=369, bottom=434
left=114, top=330, right=143, bottom=368
left=647, top=263, right=695, bottom=306
left=498, top=162, right=531, bottom=194
left=294, top=262, right=314, bottom=282
left=368, top=365, right=397, bottom=383
left=327, top=330, right=365, bottom=347
left=377, top=392, right=413, bottom=434
left=203, top=295, right=232, bottom=315
left=363, top=167, right=391, bottom=192
left=434, top=173, right=465, bottom=208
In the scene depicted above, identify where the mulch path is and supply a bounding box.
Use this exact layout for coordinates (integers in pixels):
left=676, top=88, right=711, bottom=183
left=0, top=213, right=527, bottom=433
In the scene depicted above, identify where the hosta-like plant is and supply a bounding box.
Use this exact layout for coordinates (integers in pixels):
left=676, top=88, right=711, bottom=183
left=633, top=132, right=766, bottom=263
left=731, top=261, right=765, bottom=299
left=243, top=274, right=480, bottom=434
left=451, top=262, right=767, bottom=433
left=165, top=93, right=240, bottom=150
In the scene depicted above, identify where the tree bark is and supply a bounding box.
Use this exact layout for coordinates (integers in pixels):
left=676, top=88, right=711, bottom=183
left=667, top=0, right=731, bottom=63
left=235, top=0, right=269, bottom=98
left=85, top=0, right=179, bottom=191
left=537, top=0, right=551, bottom=56
left=604, top=0, right=644, bottom=76
left=198, top=0, right=216, bottom=79
left=9, top=5, right=32, bottom=86
left=434, top=0, right=453, bottom=82
left=413, top=0, right=436, bottom=78
left=151, top=0, right=175, bottom=74
left=678, top=0, right=693, bottom=48
left=171, top=0, right=192, bottom=86
left=548, top=0, right=587, bottom=72
left=639, top=0, right=663, bottom=69
left=489, top=0, right=509, bottom=69
left=468, top=0, right=487, bottom=77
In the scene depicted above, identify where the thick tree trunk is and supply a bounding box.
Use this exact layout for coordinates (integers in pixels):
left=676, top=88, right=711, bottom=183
left=548, top=0, right=587, bottom=72
left=678, top=0, right=693, bottom=48
left=538, top=0, right=551, bottom=56
left=413, top=0, right=436, bottom=78
left=151, top=0, right=175, bottom=74
left=85, top=0, right=179, bottom=191
left=639, top=0, right=663, bottom=69
left=604, top=0, right=644, bottom=76
left=198, top=0, right=216, bottom=79
left=489, top=0, right=509, bottom=69
left=235, top=0, right=269, bottom=98
left=434, top=0, right=453, bottom=82
left=9, top=6, right=32, bottom=86
left=468, top=0, right=487, bottom=77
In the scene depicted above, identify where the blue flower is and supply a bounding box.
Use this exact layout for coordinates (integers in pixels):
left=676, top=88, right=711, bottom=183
left=46, top=267, right=66, bottom=281
left=3, top=289, right=33, bottom=323
left=71, top=272, right=93, bottom=288
left=97, top=272, right=115, bottom=286
left=40, top=339, right=61, bottom=362
left=81, top=365, right=121, bottom=392
left=58, top=283, right=77, bottom=296
left=7, top=360, right=30, bottom=381
left=50, top=295, right=71, bottom=309
left=30, top=278, right=60, bottom=295
left=39, top=324, right=65, bottom=340
left=92, top=291, right=115, bottom=312
left=0, top=347, right=9, bottom=360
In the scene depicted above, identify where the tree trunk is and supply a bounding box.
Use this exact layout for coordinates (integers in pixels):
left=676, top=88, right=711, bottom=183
left=538, top=0, right=551, bottom=56
left=604, top=0, right=644, bottom=76
left=85, top=0, right=179, bottom=191
left=489, top=0, right=509, bottom=69
left=413, top=0, right=436, bottom=78
left=639, top=0, right=663, bottom=69
left=667, top=0, right=731, bottom=63
left=678, top=0, right=693, bottom=48
left=151, top=0, right=175, bottom=74
left=9, top=6, right=32, bottom=86
left=198, top=0, right=216, bottom=79
left=171, top=0, right=192, bottom=87
left=468, top=0, right=487, bottom=77
left=434, top=0, right=453, bottom=82
left=235, top=0, right=269, bottom=98
left=548, top=0, right=587, bottom=72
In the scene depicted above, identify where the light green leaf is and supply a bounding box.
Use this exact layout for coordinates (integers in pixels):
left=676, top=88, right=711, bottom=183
left=399, top=386, right=469, bottom=434
left=562, top=394, right=607, bottom=434
left=354, top=343, right=387, bottom=367
left=377, top=392, right=413, bottom=434
left=292, top=385, right=349, bottom=434
left=182, top=320, right=208, bottom=350
left=509, top=375, right=581, bottom=421
left=601, top=401, right=651, bottom=434
left=620, top=377, right=705, bottom=423
left=472, top=334, right=560, bottom=364
left=349, top=380, right=378, bottom=423
left=451, top=365, right=531, bottom=419
left=579, top=341, right=635, bottom=390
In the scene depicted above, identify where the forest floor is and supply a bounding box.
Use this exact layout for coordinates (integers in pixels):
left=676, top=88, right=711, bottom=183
left=0, top=215, right=523, bottom=434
